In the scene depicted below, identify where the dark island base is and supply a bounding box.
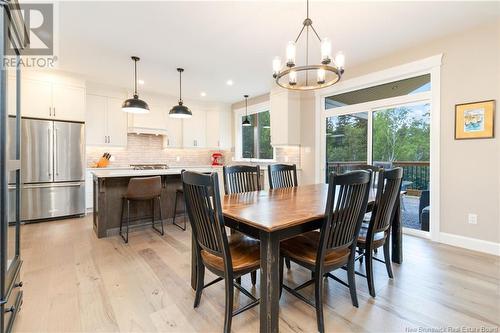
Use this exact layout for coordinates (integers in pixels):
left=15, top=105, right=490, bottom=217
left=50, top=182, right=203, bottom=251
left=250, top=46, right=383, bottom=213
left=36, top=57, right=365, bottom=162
left=93, top=174, right=184, bottom=238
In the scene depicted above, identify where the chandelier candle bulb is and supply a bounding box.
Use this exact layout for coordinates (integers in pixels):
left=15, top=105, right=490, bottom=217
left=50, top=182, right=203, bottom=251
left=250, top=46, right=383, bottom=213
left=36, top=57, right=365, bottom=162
left=317, top=68, right=326, bottom=84
left=286, top=41, right=296, bottom=67
left=321, top=38, right=332, bottom=64
left=335, top=52, right=345, bottom=69
left=289, top=70, right=297, bottom=85
left=273, top=56, right=282, bottom=77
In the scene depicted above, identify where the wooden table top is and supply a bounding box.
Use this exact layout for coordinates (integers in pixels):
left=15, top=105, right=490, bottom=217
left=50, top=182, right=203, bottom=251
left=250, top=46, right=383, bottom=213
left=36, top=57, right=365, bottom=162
left=222, top=183, right=377, bottom=233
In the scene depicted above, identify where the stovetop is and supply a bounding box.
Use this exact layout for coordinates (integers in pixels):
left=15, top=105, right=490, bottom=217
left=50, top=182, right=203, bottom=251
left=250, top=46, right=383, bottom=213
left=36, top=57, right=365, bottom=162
left=130, top=164, right=169, bottom=170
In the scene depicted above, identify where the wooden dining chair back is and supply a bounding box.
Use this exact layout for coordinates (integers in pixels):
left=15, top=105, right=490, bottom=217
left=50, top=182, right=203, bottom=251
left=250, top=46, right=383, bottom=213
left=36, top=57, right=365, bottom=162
left=353, top=164, right=382, bottom=190
left=357, top=167, right=403, bottom=298
left=320, top=170, right=372, bottom=257
left=222, top=165, right=261, bottom=194
left=280, top=170, right=371, bottom=333
left=182, top=171, right=228, bottom=262
left=370, top=167, right=403, bottom=234
left=182, top=171, right=260, bottom=333
left=268, top=164, right=298, bottom=189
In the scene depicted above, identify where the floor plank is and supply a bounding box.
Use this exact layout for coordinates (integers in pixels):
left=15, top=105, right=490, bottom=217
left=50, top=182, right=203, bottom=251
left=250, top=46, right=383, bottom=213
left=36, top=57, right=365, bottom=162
left=13, top=215, right=500, bottom=332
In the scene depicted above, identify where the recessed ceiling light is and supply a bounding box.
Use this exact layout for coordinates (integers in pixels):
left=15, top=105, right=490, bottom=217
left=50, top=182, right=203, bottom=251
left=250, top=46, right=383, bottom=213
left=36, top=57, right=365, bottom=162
left=200, top=92, right=207, bottom=97
left=137, top=79, right=145, bottom=85
left=226, top=80, right=234, bottom=86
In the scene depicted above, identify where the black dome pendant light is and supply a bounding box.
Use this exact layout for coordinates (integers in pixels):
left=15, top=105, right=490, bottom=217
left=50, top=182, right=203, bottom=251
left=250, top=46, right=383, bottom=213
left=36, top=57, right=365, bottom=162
left=122, top=56, right=150, bottom=114
left=242, top=95, right=251, bottom=127
left=169, top=68, right=192, bottom=118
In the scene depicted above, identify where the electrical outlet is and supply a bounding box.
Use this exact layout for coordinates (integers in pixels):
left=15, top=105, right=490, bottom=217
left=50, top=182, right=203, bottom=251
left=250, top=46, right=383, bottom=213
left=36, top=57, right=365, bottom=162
left=468, top=213, right=478, bottom=225
left=176, top=156, right=180, bottom=162
left=285, top=156, right=289, bottom=162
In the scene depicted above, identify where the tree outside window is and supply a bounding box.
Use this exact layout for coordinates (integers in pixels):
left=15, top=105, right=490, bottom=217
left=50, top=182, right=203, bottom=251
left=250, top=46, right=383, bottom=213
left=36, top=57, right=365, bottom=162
left=242, top=111, right=273, bottom=160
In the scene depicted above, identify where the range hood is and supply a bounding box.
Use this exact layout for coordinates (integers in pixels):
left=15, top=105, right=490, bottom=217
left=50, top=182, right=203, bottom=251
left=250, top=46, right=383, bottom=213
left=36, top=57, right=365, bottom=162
left=127, top=126, right=168, bottom=136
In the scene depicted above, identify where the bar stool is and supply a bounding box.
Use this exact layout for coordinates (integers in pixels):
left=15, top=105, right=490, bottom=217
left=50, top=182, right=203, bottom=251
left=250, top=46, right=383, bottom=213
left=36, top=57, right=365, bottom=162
left=172, top=187, right=187, bottom=230
left=120, top=176, right=164, bottom=243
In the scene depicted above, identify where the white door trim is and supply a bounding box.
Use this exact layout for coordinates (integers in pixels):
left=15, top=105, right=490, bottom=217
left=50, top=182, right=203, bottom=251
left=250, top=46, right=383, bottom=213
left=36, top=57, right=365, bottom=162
left=315, top=54, right=442, bottom=242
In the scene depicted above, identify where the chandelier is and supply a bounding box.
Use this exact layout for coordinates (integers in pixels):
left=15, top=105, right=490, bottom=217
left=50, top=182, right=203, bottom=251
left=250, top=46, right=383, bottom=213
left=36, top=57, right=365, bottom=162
left=272, top=0, right=345, bottom=91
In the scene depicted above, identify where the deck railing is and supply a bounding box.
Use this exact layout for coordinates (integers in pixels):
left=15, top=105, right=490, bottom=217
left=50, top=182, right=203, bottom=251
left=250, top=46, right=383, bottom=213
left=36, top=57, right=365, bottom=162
left=326, top=161, right=430, bottom=191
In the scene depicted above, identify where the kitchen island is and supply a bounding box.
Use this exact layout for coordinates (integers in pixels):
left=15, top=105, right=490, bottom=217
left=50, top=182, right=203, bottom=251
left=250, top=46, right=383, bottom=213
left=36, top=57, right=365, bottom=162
left=92, top=167, right=220, bottom=238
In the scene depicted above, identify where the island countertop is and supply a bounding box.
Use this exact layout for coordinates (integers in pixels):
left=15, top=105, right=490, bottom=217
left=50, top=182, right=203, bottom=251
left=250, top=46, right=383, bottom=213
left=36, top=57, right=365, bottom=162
left=91, top=166, right=220, bottom=178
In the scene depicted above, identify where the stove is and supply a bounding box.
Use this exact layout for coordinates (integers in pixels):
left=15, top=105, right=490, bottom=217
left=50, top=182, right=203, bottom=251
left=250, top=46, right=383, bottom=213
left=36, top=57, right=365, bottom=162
left=130, top=164, right=169, bottom=170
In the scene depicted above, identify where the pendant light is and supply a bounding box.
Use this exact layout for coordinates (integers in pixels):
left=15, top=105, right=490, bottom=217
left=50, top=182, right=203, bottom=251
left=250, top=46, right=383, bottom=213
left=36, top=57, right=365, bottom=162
left=242, top=95, right=251, bottom=127
left=169, top=68, right=192, bottom=118
left=122, top=56, right=150, bottom=114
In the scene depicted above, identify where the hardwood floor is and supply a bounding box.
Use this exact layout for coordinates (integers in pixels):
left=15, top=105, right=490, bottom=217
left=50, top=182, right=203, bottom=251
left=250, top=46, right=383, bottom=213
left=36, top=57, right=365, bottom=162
left=13, top=215, right=500, bottom=332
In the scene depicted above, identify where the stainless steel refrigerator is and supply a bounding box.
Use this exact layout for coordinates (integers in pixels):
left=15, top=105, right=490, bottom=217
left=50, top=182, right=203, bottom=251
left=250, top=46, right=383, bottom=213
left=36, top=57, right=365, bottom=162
left=11, top=118, right=85, bottom=221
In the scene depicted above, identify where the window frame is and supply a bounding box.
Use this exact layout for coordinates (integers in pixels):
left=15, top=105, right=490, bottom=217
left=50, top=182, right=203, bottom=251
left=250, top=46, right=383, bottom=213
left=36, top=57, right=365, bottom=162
left=234, top=101, right=276, bottom=162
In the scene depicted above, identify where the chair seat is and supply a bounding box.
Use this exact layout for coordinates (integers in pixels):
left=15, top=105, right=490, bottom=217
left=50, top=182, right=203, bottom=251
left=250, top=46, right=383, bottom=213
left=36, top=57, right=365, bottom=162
left=357, top=227, right=386, bottom=248
left=201, top=234, right=260, bottom=274
left=281, top=231, right=350, bottom=268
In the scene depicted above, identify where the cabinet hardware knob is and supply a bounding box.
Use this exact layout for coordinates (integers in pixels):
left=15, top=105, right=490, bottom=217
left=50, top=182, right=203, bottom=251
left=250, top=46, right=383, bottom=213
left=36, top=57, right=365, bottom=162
left=15, top=281, right=23, bottom=288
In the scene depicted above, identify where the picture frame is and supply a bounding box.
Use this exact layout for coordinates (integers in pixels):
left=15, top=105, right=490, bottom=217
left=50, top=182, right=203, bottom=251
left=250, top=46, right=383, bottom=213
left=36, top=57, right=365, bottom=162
left=455, top=100, right=495, bottom=140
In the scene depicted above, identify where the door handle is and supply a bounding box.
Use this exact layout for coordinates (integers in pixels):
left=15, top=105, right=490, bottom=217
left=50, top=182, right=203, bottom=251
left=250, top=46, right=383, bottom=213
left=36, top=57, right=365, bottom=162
left=54, top=128, right=58, bottom=175
left=23, top=182, right=83, bottom=189
left=108, top=136, right=111, bottom=143
left=53, top=107, right=56, bottom=117
left=49, top=107, right=51, bottom=117
left=48, top=128, right=52, bottom=176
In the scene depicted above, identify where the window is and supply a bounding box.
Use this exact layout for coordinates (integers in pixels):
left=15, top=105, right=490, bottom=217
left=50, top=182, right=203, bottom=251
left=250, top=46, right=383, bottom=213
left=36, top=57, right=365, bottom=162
left=240, top=110, right=273, bottom=160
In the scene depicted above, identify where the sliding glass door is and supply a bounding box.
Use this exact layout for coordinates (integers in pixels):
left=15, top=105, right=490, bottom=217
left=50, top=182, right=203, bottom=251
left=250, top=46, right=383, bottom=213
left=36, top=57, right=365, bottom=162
left=322, top=74, right=432, bottom=234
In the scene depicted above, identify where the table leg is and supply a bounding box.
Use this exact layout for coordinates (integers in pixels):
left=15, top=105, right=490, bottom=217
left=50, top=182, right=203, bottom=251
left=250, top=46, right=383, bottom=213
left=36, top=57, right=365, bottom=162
left=391, top=196, right=403, bottom=264
left=259, top=231, right=280, bottom=333
left=191, top=233, right=197, bottom=290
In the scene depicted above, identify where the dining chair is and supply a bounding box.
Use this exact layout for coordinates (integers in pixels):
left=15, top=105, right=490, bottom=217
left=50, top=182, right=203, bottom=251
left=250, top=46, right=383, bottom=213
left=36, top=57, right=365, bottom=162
left=268, top=164, right=298, bottom=189
left=182, top=171, right=260, bottom=333
left=356, top=167, right=403, bottom=297
left=222, top=165, right=261, bottom=194
left=120, top=176, right=164, bottom=243
left=280, top=170, right=372, bottom=333
left=222, top=165, right=261, bottom=285
left=268, top=163, right=298, bottom=270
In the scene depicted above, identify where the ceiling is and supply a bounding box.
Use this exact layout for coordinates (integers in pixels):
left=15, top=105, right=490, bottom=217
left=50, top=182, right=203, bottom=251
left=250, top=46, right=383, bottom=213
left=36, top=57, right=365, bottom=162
left=56, top=1, right=500, bottom=104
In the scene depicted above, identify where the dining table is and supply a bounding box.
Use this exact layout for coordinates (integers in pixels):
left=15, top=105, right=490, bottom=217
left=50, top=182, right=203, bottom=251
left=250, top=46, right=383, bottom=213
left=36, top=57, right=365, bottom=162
left=190, top=183, right=403, bottom=333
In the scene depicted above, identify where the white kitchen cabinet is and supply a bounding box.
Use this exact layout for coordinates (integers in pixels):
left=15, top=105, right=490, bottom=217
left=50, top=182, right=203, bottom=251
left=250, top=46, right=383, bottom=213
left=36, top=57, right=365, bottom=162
left=52, top=83, right=86, bottom=121
left=86, top=94, right=128, bottom=147
left=182, top=108, right=206, bottom=148
left=22, top=79, right=53, bottom=119
left=164, top=117, right=183, bottom=148
left=18, top=78, right=85, bottom=121
left=206, top=108, right=231, bottom=149
left=86, top=94, right=107, bottom=146
left=270, top=90, right=301, bottom=146
left=106, top=97, right=128, bottom=146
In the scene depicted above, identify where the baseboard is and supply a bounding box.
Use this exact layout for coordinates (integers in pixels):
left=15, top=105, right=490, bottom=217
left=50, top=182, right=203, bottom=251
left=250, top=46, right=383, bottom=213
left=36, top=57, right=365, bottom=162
left=438, top=232, right=500, bottom=256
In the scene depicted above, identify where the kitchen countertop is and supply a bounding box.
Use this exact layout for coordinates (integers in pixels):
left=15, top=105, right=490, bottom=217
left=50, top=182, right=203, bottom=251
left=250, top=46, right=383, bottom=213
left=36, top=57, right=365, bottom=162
left=91, top=167, right=219, bottom=178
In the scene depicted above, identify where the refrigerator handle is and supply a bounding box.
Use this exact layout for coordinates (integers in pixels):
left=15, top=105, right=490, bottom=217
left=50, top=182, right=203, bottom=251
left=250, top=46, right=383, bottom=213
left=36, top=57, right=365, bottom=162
left=48, top=128, right=52, bottom=177
left=54, top=128, right=58, bottom=176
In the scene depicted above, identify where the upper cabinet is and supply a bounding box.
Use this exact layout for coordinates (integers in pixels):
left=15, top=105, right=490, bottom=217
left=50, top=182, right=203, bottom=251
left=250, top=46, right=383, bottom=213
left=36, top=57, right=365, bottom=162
left=269, top=90, right=301, bottom=146
left=19, top=77, right=85, bottom=121
left=206, top=107, right=231, bottom=149
left=86, top=94, right=128, bottom=147
left=183, top=108, right=207, bottom=148
left=164, top=116, right=183, bottom=148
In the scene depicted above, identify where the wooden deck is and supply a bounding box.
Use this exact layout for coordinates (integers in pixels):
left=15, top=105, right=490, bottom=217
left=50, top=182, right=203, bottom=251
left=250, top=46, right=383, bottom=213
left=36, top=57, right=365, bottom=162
left=13, top=215, right=500, bottom=332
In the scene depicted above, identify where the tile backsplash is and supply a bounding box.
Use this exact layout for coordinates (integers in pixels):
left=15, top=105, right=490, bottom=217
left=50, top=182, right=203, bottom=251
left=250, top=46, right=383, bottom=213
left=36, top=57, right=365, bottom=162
left=86, top=133, right=301, bottom=168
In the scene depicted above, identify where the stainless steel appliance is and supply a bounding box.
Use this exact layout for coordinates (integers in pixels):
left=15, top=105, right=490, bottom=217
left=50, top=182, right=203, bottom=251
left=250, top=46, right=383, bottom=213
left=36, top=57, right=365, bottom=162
left=12, top=118, right=85, bottom=221
left=130, top=164, right=169, bottom=170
